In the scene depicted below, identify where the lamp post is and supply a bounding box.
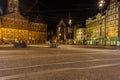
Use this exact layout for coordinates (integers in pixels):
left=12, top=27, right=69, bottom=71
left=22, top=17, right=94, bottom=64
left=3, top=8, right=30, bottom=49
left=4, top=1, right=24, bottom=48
left=69, top=19, right=72, bottom=39
left=68, top=12, right=72, bottom=44
left=99, top=0, right=105, bottom=45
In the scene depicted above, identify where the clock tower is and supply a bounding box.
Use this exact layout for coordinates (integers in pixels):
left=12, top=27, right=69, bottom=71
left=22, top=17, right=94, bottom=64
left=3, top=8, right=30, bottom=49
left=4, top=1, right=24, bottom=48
left=8, top=0, right=19, bottom=13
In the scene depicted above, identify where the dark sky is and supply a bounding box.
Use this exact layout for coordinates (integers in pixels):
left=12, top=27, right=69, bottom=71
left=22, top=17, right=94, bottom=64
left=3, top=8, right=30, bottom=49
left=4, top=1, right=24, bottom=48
left=29, top=0, right=109, bottom=29
left=0, top=0, right=110, bottom=31
left=31, top=0, right=99, bottom=25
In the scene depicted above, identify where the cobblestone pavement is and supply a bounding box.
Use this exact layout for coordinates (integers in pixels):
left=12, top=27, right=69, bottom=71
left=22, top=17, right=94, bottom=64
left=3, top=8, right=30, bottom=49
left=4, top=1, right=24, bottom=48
left=0, top=45, right=120, bottom=80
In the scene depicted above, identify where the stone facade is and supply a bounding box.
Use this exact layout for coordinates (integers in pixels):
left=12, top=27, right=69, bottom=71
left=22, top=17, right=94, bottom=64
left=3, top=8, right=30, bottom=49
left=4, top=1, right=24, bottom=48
left=86, top=13, right=106, bottom=45
left=0, top=0, right=47, bottom=44
left=85, top=0, right=120, bottom=46
left=74, top=27, right=85, bottom=44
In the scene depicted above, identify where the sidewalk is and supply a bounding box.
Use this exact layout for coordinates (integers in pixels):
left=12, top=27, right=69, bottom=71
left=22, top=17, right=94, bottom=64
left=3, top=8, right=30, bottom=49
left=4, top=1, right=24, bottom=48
left=0, top=44, right=119, bottom=49
left=0, top=44, right=13, bottom=47
left=28, top=44, right=49, bottom=48
left=65, top=45, right=120, bottom=49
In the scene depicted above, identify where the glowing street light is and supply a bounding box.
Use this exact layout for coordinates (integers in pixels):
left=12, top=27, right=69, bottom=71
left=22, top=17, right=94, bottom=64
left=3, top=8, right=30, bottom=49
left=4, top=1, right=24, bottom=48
left=98, top=0, right=105, bottom=45
left=99, top=0, right=105, bottom=8
left=68, top=19, right=72, bottom=26
left=68, top=12, right=72, bottom=44
left=68, top=18, right=72, bottom=43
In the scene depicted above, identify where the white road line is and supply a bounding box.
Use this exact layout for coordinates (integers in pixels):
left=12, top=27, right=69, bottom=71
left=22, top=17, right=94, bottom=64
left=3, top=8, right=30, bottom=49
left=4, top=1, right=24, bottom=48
left=0, top=58, right=120, bottom=71
left=1, top=62, right=120, bottom=80
left=0, top=54, right=69, bottom=60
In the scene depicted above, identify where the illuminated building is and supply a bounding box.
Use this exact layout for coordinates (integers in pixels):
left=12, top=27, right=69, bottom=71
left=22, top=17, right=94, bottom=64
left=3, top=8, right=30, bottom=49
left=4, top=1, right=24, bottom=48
left=86, top=13, right=106, bottom=45
left=57, top=19, right=66, bottom=43
left=74, top=26, right=85, bottom=44
left=85, top=0, right=120, bottom=46
left=0, top=0, right=47, bottom=44
left=106, top=0, right=119, bottom=46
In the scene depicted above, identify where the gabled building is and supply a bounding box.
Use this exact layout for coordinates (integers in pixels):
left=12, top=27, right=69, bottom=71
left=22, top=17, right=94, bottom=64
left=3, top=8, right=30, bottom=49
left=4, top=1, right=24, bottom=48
left=57, top=19, right=66, bottom=43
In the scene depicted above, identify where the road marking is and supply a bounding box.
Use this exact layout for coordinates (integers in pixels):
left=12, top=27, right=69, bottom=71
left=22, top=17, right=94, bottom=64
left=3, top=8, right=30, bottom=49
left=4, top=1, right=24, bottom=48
left=1, top=62, right=120, bottom=80
left=0, top=58, right=120, bottom=71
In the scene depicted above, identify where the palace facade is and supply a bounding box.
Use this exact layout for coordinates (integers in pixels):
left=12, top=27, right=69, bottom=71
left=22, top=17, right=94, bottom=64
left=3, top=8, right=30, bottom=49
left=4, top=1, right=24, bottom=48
left=0, top=0, right=47, bottom=44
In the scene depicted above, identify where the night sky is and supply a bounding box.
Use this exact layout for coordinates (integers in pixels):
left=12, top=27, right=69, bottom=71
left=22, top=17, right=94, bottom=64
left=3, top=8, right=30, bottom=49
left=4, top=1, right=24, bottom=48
left=28, top=0, right=109, bottom=31
left=0, top=0, right=110, bottom=31
left=31, top=0, right=99, bottom=26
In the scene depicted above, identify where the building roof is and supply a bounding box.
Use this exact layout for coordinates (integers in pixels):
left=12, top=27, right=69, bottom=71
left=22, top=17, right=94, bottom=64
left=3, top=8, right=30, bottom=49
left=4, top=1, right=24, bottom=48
left=2, top=12, right=27, bottom=21
left=57, top=19, right=66, bottom=27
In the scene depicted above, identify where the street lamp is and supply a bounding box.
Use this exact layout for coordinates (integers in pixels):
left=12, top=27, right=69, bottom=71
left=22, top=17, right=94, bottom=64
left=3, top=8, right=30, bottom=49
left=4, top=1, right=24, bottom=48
left=68, top=12, right=72, bottom=44
left=68, top=19, right=72, bottom=26
left=68, top=19, right=72, bottom=42
left=99, top=0, right=105, bottom=45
